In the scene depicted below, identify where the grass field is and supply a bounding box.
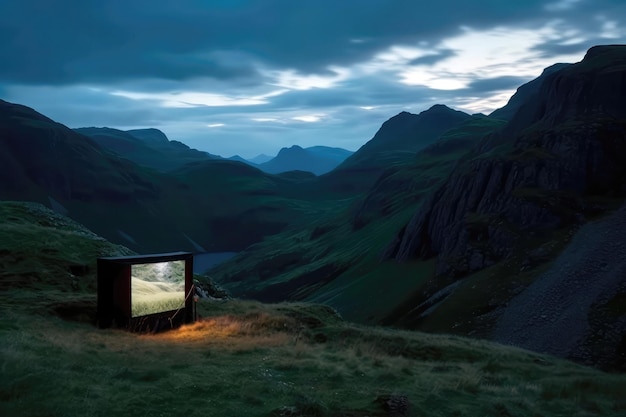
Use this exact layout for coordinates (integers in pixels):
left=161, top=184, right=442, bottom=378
left=1, top=202, right=625, bottom=417
left=1, top=298, right=626, bottom=417
left=130, top=277, right=185, bottom=317
left=131, top=261, right=186, bottom=317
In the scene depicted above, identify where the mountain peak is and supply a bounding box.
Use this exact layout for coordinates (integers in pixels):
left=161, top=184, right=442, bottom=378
left=504, top=43, right=626, bottom=130
left=257, top=144, right=352, bottom=175
left=424, top=104, right=451, bottom=112
left=335, top=105, right=472, bottom=174
left=583, top=44, right=626, bottom=63
left=420, top=104, right=465, bottom=117
left=126, top=128, right=169, bottom=144
left=276, top=145, right=306, bottom=156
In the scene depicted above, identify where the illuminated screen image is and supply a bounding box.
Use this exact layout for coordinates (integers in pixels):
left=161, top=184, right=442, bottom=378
left=131, top=260, right=185, bottom=318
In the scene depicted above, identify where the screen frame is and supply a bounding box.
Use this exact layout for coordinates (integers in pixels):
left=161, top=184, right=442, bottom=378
left=97, top=252, right=194, bottom=331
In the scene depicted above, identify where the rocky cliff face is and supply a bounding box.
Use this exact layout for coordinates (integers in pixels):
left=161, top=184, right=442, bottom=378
left=382, top=45, right=626, bottom=370
left=338, top=104, right=472, bottom=169
left=385, top=121, right=626, bottom=276
left=489, top=63, right=570, bottom=121
left=385, top=46, right=626, bottom=277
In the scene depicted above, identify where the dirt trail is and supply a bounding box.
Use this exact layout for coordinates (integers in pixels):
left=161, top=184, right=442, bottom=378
left=492, top=203, right=626, bottom=366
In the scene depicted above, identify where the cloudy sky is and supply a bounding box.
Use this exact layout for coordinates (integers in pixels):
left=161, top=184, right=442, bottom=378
left=1, top=0, right=625, bottom=158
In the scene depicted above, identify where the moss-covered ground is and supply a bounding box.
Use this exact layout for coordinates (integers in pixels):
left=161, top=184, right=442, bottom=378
left=1, top=201, right=625, bottom=416
left=2, top=297, right=626, bottom=417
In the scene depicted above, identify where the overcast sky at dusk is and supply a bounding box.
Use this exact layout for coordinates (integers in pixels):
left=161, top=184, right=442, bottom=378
left=2, top=0, right=626, bottom=158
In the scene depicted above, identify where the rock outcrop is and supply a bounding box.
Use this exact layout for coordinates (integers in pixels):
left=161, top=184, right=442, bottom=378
left=385, top=45, right=626, bottom=278
left=492, top=202, right=626, bottom=371
left=489, top=63, right=570, bottom=121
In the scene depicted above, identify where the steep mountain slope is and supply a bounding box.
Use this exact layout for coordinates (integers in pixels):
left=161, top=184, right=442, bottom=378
left=0, top=100, right=331, bottom=253
left=76, top=126, right=215, bottom=172
left=0, top=101, right=161, bottom=205
left=0, top=200, right=133, bottom=291
left=492, top=202, right=626, bottom=371
left=321, top=105, right=473, bottom=194
left=340, top=105, right=472, bottom=167
left=0, top=104, right=206, bottom=252
left=386, top=45, right=626, bottom=271
left=126, top=127, right=220, bottom=163
left=209, top=45, right=626, bottom=371
left=382, top=45, right=626, bottom=370
left=489, top=63, right=570, bottom=121
left=210, top=116, right=506, bottom=320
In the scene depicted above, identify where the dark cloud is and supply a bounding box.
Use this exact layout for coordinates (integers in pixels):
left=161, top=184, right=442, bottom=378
left=267, top=75, right=433, bottom=110
left=0, top=0, right=554, bottom=85
left=409, top=49, right=457, bottom=66
left=2, top=86, right=160, bottom=128
left=531, top=39, right=616, bottom=60
left=2, top=0, right=626, bottom=157
left=466, top=76, right=533, bottom=93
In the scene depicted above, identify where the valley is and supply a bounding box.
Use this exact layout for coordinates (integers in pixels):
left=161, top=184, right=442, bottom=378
left=1, top=45, right=625, bottom=400
left=3, top=0, right=626, bottom=414
left=0, top=201, right=624, bottom=416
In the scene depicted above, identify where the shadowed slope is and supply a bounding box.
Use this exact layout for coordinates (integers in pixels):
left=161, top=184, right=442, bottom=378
left=0, top=206, right=624, bottom=416
left=321, top=105, right=473, bottom=194
left=0, top=100, right=333, bottom=253
left=381, top=45, right=626, bottom=370
left=210, top=117, right=506, bottom=324
left=76, top=126, right=216, bottom=172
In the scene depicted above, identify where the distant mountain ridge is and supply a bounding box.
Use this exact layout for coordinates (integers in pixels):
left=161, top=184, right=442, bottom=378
left=257, top=145, right=352, bottom=175
left=126, top=128, right=170, bottom=144
left=1, top=102, right=332, bottom=253
left=305, top=146, right=353, bottom=163
left=248, top=154, right=273, bottom=164
left=79, top=125, right=352, bottom=176
left=75, top=126, right=217, bottom=172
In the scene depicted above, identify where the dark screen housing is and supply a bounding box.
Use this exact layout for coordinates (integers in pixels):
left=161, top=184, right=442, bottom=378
left=97, top=252, right=194, bottom=332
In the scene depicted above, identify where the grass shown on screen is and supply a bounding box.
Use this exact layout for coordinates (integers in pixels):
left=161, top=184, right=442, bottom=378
left=131, top=261, right=185, bottom=317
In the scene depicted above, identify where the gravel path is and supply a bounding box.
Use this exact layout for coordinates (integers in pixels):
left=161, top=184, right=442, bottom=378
left=492, top=203, right=626, bottom=365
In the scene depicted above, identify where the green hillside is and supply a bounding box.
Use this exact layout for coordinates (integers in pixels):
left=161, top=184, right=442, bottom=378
left=0, top=100, right=336, bottom=253
left=75, top=127, right=217, bottom=172
left=209, top=117, right=507, bottom=324
left=207, top=47, right=626, bottom=373
left=1, top=201, right=624, bottom=417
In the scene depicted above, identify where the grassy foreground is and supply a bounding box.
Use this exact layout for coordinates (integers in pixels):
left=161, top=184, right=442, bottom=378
left=1, top=201, right=625, bottom=416
left=1, top=296, right=626, bottom=417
